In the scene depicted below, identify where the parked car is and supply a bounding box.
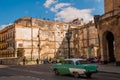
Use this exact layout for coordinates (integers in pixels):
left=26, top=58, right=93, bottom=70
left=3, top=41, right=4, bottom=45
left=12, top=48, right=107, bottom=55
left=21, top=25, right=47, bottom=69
left=51, top=58, right=98, bottom=78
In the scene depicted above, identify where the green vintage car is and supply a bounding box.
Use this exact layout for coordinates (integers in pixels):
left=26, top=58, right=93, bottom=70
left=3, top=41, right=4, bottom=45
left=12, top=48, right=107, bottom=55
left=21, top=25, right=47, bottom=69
left=52, top=58, right=98, bottom=78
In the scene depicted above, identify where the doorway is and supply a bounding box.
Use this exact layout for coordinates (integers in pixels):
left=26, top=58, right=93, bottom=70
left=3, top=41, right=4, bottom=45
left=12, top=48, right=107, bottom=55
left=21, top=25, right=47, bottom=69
left=105, top=31, right=115, bottom=62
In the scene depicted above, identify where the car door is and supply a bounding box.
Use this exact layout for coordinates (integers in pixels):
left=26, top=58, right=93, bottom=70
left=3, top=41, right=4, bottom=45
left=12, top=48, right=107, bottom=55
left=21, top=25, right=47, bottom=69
left=60, top=60, right=74, bottom=74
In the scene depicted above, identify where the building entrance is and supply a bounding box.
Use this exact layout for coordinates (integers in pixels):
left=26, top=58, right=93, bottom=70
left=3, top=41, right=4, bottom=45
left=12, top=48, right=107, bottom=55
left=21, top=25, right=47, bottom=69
left=106, top=31, right=116, bottom=62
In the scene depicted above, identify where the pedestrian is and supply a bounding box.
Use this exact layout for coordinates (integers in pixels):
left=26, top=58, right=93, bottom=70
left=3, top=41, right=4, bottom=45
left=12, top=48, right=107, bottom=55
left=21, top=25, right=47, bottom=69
left=0, top=60, right=2, bottom=64
left=36, top=58, right=39, bottom=64
left=43, top=58, right=45, bottom=64
left=44, top=58, right=48, bottom=64
left=98, top=56, right=101, bottom=64
left=49, top=57, right=52, bottom=63
left=23, top=58, right=26, bottom=65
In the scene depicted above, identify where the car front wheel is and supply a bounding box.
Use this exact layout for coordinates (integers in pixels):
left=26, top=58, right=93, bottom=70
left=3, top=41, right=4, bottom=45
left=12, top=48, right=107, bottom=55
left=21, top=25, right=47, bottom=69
left=86, top=73, right=92, bottom=78
left=54, top=69, right=60, bottom=75
left=73, top=72, right=80, bottom=78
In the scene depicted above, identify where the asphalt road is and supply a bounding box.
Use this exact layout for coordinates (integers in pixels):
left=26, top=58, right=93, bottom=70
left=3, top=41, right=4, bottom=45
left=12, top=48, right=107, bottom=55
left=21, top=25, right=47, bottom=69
left=0, top=64, right=120, bottom=80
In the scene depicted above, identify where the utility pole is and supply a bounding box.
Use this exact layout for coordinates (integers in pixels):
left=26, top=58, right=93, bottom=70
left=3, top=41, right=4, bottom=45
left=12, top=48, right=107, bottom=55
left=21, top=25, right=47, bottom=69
left=38, top=28, right=41, bottom=64
left=31, top=18, right=33, bottom=61
left=66, top=25, right=72, bottom=58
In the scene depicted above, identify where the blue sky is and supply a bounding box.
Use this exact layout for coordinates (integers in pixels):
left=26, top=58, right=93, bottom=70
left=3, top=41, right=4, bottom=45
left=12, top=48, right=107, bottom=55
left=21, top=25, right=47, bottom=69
left=0, top=0, right=104, bottom=27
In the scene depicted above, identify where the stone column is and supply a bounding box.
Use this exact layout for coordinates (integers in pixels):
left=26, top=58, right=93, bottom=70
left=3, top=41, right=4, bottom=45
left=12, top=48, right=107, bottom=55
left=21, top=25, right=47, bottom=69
left=115, top=35, right=120, bottom=66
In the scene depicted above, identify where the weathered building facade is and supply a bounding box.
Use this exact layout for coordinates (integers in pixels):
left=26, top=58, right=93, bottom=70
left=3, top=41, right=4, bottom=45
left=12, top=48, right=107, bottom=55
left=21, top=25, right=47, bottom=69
left=71, top=22, right=99, bottom=58
left=94, top=0, right=120, bottom=66
left=0, top=17, right=99, bottom=64
left=0, top=25, right=15, bottom=58
left=0, top=17, right=82, bottom=61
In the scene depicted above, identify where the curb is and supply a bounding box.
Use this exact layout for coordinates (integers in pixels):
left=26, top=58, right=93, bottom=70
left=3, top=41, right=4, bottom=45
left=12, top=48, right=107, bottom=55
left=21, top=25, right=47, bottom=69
left=98, top=71, right=120, bottom=74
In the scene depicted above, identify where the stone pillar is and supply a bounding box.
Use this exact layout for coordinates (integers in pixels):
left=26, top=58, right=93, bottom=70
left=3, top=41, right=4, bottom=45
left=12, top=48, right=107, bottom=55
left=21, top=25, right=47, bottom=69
left=100, top=32, right=108, bottom=64
left=94, top=47, right=98, bottom=57
left=115, top=36, right=120, bottom=66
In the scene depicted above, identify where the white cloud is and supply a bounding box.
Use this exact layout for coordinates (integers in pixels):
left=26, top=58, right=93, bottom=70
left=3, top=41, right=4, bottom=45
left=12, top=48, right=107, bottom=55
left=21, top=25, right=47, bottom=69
left=44, top=0, right=58, bottom=8
left=43, top=0, right=94, bottom=23
left=55, top=7, right=93, bottom=23
left=0, top=23, right=13, bottom=30
left=51, top=3, right=71, bottom=12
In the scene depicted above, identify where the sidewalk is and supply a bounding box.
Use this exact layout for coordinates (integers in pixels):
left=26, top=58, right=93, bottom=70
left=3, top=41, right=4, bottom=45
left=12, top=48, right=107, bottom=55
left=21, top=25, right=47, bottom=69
left=95, top=63, right=120, bottom=74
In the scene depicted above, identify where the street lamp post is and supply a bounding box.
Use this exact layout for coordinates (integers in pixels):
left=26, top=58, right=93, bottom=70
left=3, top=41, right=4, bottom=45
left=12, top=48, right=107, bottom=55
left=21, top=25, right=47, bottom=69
left=37, top=28, right=41, bottom=64
left=66, top=26, right=72, bottom=58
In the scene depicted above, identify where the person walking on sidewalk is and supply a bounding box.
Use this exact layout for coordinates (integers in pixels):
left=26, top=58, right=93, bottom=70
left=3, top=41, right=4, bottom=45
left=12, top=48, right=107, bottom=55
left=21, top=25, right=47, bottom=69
left=23, top=57, right=26, bottom=65
left=98, top=56, right=101, bottom=64
left=36, top=58, right=39, bottom=64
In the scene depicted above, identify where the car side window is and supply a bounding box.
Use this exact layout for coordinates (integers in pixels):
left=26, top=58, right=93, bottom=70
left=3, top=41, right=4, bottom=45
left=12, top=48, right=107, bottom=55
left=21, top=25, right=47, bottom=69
left=62, top=60, right=74, bottom=65
left=76, top=61, right=80, bottom=65
left=68, top=60, right=74, bottom=65
left=75, top=60, right=88, bottom=65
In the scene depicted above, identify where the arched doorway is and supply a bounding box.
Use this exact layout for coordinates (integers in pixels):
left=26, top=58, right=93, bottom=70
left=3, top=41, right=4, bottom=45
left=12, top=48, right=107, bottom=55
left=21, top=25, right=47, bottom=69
left=103, top=31, right=116, bottom=63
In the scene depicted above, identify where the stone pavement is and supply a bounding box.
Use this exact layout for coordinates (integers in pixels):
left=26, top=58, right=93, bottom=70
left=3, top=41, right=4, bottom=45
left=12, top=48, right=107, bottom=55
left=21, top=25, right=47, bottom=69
left=0, top=76, right=44, bottom=80
left=0, top=63, right=120, bottom=80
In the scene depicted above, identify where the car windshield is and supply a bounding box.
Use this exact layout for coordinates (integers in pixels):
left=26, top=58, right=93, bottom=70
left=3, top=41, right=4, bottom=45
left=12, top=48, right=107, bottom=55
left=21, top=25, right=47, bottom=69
left=75, top=60, right=88, bottom=65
